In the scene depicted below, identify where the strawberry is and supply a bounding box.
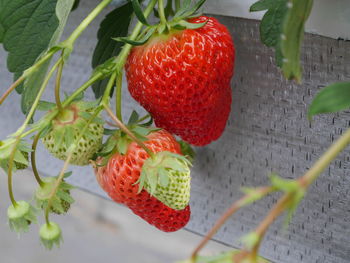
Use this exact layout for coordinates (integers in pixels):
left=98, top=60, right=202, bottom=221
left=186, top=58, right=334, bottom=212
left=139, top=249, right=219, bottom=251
left=138, top=151, right=191, bottom=210
left=94, top=129, right=191, bottom=232
left=126, top=16, right=235, bottom=146
left=42, top=101, right=104, bottom=166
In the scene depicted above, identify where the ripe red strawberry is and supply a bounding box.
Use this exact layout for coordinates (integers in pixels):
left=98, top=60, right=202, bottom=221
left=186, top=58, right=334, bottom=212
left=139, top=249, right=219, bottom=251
left=126, top=16, right=235, bottom=146
left=94, top=130, right=190, bottom=232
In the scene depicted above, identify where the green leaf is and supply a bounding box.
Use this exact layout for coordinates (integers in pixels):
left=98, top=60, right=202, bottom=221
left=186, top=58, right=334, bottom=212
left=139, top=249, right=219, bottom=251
left=251, top=0, right=313, bottom=81
left=174, top=20, right=207, bottom=30
left=164, top=0, right=175, bottom=18
left=92, top=2, right=134, bottom=98
left=132, top=0, right=150, bottom=25
left=158, top=168, right=170, bottom=187
left=178, top=140, right=195, bottom=162
left=114, top=27, right=156, bottom=46
left=269, top=173, right=299, bottom=192
left=37, top=101, right=56, bottom=111
left=241, top=232, right=260, bottom=249
left=259, top=1, right=288, bottom=47
left=0, top=0, right=74, bottom=115
left=128, top=111, right=140, bottom=125
left=250, top=0, right=281, bottom=11
left=72, top=0, right=80, bottom=11
left=117, top=136, right=129, bottom=155
left=308, top=82, right=350, bottom=120
left=281, top=0, right=313, bottom=81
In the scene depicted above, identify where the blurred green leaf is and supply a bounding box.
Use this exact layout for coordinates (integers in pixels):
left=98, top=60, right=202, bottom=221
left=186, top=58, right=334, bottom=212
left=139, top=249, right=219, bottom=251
left=281, top=0, right=313, bottom=81
left=0, top=0, right=74, bottom=114
left=308, top=82, right=350, bottom=120
left=92, top=2, right=134, bottom=98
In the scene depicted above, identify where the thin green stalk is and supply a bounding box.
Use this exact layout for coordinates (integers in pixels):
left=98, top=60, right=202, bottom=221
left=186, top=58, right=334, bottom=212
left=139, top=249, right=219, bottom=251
left=300, top=127, right=350, bottom=188
left=7, top=138, right=21, bottom=207
left=15, top=58, right=63, bottom=137
left=44, top=151, right=72, bottom=225
left=1, top=49, right=58, bottom=106
left=102, top=72, right=117, bottom=106
left=55, top=58, right=65, bottom=112
left=31, top=132, right=44, bottom=187
left=63, top=73, right=103, bottom=107
left=191, top=186, right=275, bottom=261
left=66, top=0, right=113, bottom=45
left=115, top=72, right=123, bottom=122
left=137, top=114, right=151, bottom=123
left=7, top=59, right=61, bottom=205
left=158, top=0, right=167, bottom=24
left=0, top=76, right=25, bottom=105
left=175, top=0, right=180, bottom=11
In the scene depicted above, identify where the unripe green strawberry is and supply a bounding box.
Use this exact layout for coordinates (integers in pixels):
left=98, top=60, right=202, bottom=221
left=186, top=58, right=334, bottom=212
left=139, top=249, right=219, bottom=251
left=7, top=201, right=37, bottom=233
left=138, top=151, right=191, bottom=210
left=39, top=222, right=62, bottom=250
left=42, top=101, right=104, bottom=166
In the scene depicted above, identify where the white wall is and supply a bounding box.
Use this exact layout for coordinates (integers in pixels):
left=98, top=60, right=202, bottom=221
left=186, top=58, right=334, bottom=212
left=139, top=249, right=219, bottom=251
left=204, top=0, right=350, bottom=40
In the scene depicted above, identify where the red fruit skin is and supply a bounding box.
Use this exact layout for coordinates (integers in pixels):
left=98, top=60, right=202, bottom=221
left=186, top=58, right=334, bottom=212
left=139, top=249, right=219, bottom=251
left=126, top=16, right=235, bottom=146
left=95, top=130, right=190, bottom=232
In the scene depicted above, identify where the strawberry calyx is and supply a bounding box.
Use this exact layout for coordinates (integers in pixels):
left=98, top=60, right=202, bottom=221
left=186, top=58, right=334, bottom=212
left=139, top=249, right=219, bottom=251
left=39, top=222, right=62, bottom=250
left=114, top=0, right=207, bottom=47
left=7, top=201, right=37, bottom=233
left=137, top=151, right=192, bottom=210
left=35, top=173, right=75, bottom=215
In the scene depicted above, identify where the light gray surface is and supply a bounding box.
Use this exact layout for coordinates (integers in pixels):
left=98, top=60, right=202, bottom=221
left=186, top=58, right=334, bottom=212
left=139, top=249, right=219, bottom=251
left=0, top=1, right=350, bottom=263
left=0, top=170, right=230, bottom=263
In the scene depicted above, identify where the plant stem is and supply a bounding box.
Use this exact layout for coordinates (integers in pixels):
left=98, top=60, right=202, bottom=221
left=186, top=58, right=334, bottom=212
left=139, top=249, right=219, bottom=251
left=137, top=114, right=151, bottom=123
left=45, top=151, right=73, bottom=225
left=240, top=127, right=350, bottom=261
left=7, top=138, right=21, bottom=207
left=66, top=0, right=113, bottom=45
left=115, top=72, right=123, bottom=122
left=0, top=76, right=25, bottom=105
left=191, top=186, right=274, bottom=261
left=249, top=194, right=291, bottom=261
left=63, top=73, right=103, bottom=107
left=104, top=104, right=155, bottom=158
left=299, top=127, right=350, bottom=188
left=102, top=73, right=117, bottom=106
left=15, top=58, right=63, bottom=137
left=31, top=132, right=44, bottom=187
left=158, top=0, right=167, bottom=24
left=55, top=58, right=64, bottom=112
left=7, top=59, right=62, bottom=206
left=175, top=0, right=180, bottom=11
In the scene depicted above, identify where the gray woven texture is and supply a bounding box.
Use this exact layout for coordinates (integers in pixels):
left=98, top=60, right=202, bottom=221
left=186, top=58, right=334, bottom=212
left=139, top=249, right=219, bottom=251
left=0, top=1, right=350, bottom=262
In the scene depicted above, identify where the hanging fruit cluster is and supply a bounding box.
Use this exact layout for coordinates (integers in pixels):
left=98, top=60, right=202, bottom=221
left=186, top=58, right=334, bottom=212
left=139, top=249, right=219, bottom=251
left=0, top=0, right=234, bottom=250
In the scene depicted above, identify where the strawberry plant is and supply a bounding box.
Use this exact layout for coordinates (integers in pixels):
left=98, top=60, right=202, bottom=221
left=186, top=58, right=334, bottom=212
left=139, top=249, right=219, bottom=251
left=0, top=0, right=349, bottom=262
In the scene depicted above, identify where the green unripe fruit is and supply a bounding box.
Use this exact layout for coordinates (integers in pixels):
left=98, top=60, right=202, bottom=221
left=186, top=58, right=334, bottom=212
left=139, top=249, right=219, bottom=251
left=42, top=101, right=104, bottom=166
left=39, top=222, right=62, bottom=250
